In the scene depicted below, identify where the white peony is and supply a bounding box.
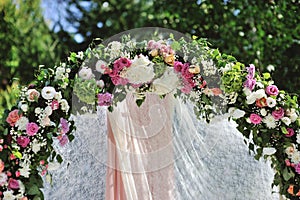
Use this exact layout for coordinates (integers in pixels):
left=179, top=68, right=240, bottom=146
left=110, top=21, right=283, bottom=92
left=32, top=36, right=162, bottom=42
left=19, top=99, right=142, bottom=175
left=281, top=117, right=291, bottom=126
left=95, top=60, right=107, bottom=73
left=41, top=86, right=56, bottom=100
left=60, top=99, right=70, bottom=112
left=266, top=97, right=276, bottom=108
left=228, top=107, right=245, bottom=119
left=291, top=151, right=300, bottom=164
left=78, top=67, right=94, bottom=80
left=15, top=116, right=29, bottom=131
left=152, top=68, right=179, bottom=95
left=263, top=114, right=277, bottom=129
left=122, top=55, right=155, bottom=84
left=3, top=190, right=15, bottom=200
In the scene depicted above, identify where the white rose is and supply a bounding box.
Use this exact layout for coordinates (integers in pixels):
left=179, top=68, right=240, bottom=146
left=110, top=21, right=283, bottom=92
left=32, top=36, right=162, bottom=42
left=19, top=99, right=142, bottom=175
left=95, top=60, right=107, bottom=73
left=41, top=86, right=56, bottom=100
left=152, top=68, right=179, bottom=95
left=78, top=67, right=94, bottom=80
left=228, top=107, right=245, bottom=119
left=281, top=117, right=291, bottom=126
left=20, top=104, right=28, bottom=112
left=96, top=80, right=105, bottom=88
left=60, top=99, right=70, bottom=112
left=266, top=97, right=276, bottom=108
left=122, top=55, right=155, bottom=84
left=15, top=117, right=29, bottom=131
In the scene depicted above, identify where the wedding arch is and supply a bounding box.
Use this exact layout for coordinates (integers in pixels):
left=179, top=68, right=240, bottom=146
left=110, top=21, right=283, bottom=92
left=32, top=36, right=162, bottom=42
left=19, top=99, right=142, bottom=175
left=0, top=27, right=299, bottom=199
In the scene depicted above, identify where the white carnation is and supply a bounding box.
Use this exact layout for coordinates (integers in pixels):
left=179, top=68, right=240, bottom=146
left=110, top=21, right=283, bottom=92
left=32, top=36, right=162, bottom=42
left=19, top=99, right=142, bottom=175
left=41, top=86, right=56, bottom=100
left=281, top=117, right=291, bottom=126
left=263, top=114, right=277, bottom=129
left=15, top=116, right=29, bottom=131
left=152, top=68, right=179, bottom=95
left=266, top=97, right=276, bottom=108
left=122, top=55, right=155, bottom=84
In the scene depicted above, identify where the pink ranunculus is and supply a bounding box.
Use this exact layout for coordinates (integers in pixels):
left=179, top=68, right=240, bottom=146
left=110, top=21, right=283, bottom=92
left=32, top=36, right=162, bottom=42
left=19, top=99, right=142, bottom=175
left=295, top=163, right=300, bottom=174
left=249, top=113, right=262, bottom=125
left=286, top=128, right=295, bottom=137
left=60, top=118, right=69, bottom=134
left=174, top=61, right=183, bottom=73
left=97, top=92, right=113, bottom=106
left=51, top=100, right=60, bottom=110
left=17, top=136, right=30, bottom=148
left=8, top=178, right=19, bottom=190
left=0, top=160, right=4, bottom=173
left=244, top=78, right=256, bottom=91
left=59, top=135, right=69, bottom=147
left=266, top=85, right=279, bottom=96
left=6, top=109, right=22, bottom=127
left=272, top=107, right=285, bottom=120
left=26, top=122, right=39, bottom=136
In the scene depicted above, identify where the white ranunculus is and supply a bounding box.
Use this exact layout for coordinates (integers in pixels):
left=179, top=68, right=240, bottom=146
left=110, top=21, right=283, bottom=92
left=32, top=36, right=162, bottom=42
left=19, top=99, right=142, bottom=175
left=228, top=107, right=245, bottom=119
left=152, top=68, right=179, bottom=95
left=266, top=97, right=276, bottom=108
left=122, top=55, right=155, bottom=84
left=263, top=114, right=277, bottom=129
left=60, top=99, right=70, bottom=112
left=95, top=60, right=107, bottom=73
left=41, top=86, right=56, bottom=100
left=15, top=116, right=29, bottom=131
left=3, top=190, right=15, bottom=200
left=78, top=67, right=94, bottom=80
left=281, top=117, right=291, bottom=126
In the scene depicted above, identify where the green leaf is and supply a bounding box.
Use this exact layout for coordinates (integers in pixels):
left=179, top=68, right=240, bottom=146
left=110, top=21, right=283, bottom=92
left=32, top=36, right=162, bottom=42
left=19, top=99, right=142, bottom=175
left=27, top=185, right=40, bottom=195
left=56, top=154, right=63, bottom=163
left=12, top=150, right=22, bottom=159
left=136, top=99, right=144, bottom=107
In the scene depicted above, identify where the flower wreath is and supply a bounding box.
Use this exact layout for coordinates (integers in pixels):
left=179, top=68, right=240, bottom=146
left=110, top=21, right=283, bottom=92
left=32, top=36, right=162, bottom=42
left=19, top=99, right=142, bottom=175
left=0, top=29, right=299, bottom=199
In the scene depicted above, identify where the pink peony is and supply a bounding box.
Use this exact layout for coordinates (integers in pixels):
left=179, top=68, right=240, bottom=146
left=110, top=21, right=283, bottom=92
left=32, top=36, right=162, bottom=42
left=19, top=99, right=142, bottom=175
left=60, top=118, right=69, bottom=134
left=97, top=92, right=113, bottom=106
left=295, top=163, right=300, bottom=174
left=174, top=61, right=183, bottom=73
left=26, top=122, right=39, bottom=136
left=249, top=113, right=262, bottom=125
left=17, top=136, right=30, bottom=148
left=266, top=85, right=279, bottom=96
left=51, top=100, right=60, bottom=110
left=6, top=109, right=22, bottom=127
left=285, top=128, right=295, bottom=137
left=272, top=107, right=285, bottom=120
left=8, top=178, right=19, bottom=189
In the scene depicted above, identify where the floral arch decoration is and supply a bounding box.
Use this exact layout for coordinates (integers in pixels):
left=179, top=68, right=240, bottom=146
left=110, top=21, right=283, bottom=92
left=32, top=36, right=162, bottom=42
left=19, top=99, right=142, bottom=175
left=0, top=27, right=299, bottom=200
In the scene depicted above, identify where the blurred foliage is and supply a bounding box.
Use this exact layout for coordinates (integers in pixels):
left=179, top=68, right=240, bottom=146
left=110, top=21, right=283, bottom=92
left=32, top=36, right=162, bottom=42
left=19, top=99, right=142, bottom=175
left=0, top=82, right=20, bottom=119
left=53, top=0, right=300, bottom=94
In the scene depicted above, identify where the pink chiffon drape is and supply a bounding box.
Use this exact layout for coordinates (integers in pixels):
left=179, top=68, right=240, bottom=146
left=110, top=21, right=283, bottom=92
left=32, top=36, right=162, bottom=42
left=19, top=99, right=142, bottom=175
left=105, top=93, right=175, bottom=200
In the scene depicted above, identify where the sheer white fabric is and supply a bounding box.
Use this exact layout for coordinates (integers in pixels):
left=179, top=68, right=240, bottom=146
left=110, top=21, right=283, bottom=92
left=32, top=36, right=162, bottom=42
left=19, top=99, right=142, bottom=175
left=43, top=94, right=279, bottom=200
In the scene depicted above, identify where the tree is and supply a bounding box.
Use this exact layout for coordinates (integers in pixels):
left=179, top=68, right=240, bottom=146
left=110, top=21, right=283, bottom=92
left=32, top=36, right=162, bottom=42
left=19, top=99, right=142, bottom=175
left=49, top=0, right=300, bottom=94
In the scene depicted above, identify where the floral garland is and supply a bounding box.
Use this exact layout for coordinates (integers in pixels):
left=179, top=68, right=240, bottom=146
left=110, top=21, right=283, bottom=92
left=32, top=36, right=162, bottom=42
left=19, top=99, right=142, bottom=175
left=0, top=32, right=299, bottom=199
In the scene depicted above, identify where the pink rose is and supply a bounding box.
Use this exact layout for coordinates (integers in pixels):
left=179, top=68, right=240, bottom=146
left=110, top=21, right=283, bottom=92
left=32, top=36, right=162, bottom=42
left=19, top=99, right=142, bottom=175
left=286, top=128, right=295, bottom=137
left=266, top=85, right=279, bottom=96
left=272, top=107, right=284, bottom=120
left=0, top=160, right=4, bottom=173
left=6, top=109, right=22, bottom=126
left=17, top=136, right=30, bottom=148
left=97, top=92, right=113, bottom=106
left=249, top=113, right=262, bottom=125
left=174, top=61, right=183, bottom=73
left=51, top=100, right=60, bottom=110
left=8, top=178, right=19, bottom=189
left=26, top=122, right=39, bottom=136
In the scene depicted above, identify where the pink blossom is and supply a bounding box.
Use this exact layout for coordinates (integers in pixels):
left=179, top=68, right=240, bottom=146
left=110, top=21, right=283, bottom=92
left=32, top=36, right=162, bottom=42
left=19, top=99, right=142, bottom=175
left=8, top=178, right=19, bottom=189
left=51, top=100, right=60, bottom=110
left=285, top=159, right=291, bottom=167
left=59, top=135, right=69, bottom=147
left=286, top=128, right=295, bottom=137
left=272, top=107, right=285, bottom=120
left=110, top=76, right=128, bottom=86
left=249, top=113, right=262, bottom=125
left=246, top=64, right=255, bottom=79
left=244, top=78, right=256, bottom=91
left=6, top=109, right=22, bottom=127
left=113, top=57, right=131, bottom=70
left=98, top=92, right=113, bottom=106
left=174, top=61, right=183, bottom=73
left=15, top=171, right=20, bottom=177
left=295, top=163, right=300, bottom=174
left=266, top=85, right=279, bottom=96
left=181, top=84, right=192, bottom=94
left=17, top=136, right=30, bottom=148
left=26, top=122, right=39, bottom=136
left=60, top=118, right=70, bottom=134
